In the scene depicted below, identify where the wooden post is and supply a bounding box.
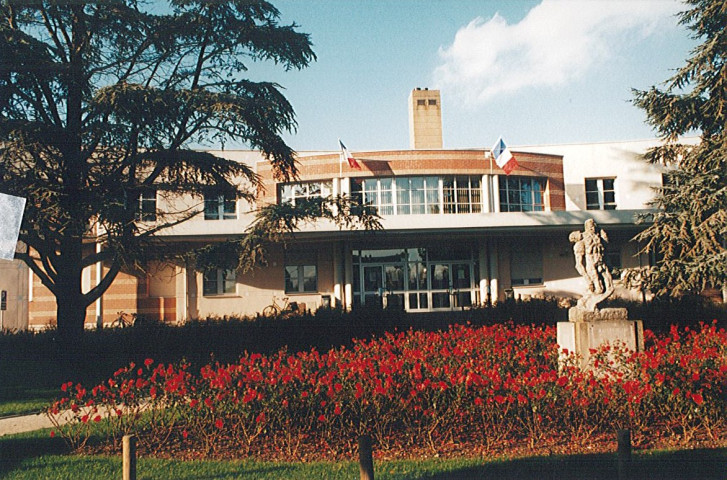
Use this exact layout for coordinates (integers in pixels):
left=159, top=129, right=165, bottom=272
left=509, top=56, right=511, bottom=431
left=122, top=434, right=137, bottom=480
left=617, top=429, right=631, bottom=479
left=358, top=434, right=374, bottom=480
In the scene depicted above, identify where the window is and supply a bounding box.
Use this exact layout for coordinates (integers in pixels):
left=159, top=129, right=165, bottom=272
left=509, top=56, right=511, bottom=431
left=510, top=240, right=543, bottom=286
left=428, top=99, right=437, bottom=106
left=135, top=189, right=157, bottom=221
left=585, top=178, right=616, bottom=210
left=204, top=192, right=236, bottom=220
left=279, top=180, right=332, bottom=205
left=203, top=269, right=236, bottom=296
left=443, top=176, right=481, bottom=214
left=499, top=176, right=545, bottom=212
left=285, top=265, right=317, bottom=293
left=417, top=99, right=426, bottom=106
left=352, top=176, right=485, bottom=215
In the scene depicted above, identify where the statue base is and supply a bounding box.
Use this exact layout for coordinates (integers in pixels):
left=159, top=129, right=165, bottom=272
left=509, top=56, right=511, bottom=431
left=557, top=319, right=644, bottom=371
left=568, top=307, right=628, bottom=322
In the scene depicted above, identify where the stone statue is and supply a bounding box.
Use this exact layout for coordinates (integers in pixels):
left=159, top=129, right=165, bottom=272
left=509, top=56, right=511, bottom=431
left=569, top=219, right=614, bottom=313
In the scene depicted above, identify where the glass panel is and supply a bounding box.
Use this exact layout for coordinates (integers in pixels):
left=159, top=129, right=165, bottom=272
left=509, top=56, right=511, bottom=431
left=303, top=265, right=317, bottom=292
left=408, top=293, right=419, bottom=309
left=585, top=179, right=598, bottom=192
left=603, top=178, right=615, bottom=190
left=385, top=265, right=404, bottom=290
left=452, top=263, right=471, bottom=289
left=204, top=195, right=219, bottom=220
left=430, top=264, right=450, bottom=289
left=223, top=269, right=236, bottom=294
left=428, top=246, right=470, bottom=261
left=280, top=185, right=294, bottom=203
left=223, top=196, right=236, bottom=219
left=359, top=249, right=406, bottom=263
left=432, top=292, right=450, bottom=309
left=363, top=266, right=383, bottom=292
left=308, top=183, right=321, bottom=196
left=203, top=271, right=218, bottom=296
left=419, top=293, right=428, bottom=309
left=285, top=266, right=299, bottom=293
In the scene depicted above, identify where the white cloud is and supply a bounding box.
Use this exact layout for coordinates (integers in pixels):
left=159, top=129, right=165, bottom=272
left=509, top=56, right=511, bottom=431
left=434, top=0, right=682, bottom=105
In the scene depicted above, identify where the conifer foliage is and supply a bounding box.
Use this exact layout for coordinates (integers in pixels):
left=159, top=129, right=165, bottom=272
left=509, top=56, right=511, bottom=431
left=0, top=1, right=315, bottom=337
left=632, top=0, right=726, bottom=297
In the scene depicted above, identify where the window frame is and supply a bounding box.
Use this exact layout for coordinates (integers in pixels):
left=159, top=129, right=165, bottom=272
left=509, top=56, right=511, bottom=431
left=203, top=268, right=237, bottom=296
left=585, top=177, right=616, bottom=210
left=499, top=176, right=546, bottom=212
left=134, top=189, right=157, bottom=222
left=284, top=264, right=318, bottom=293
left=204, top=191, right=237, bottom=220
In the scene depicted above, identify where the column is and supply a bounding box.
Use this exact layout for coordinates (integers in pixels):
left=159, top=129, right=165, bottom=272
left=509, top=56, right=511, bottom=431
left=488, top=238, right=499, bottom=303
left=333, top=241, right=343, bottom=308
left=478, top=241, right=489, bottom=306
left=344, top=242, right=353, bottom=311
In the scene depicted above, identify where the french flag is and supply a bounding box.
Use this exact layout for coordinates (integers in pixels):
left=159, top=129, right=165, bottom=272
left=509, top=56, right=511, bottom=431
left=491, top=137, right=519, bottom=175
left=339, top=139, right=361, bottom=170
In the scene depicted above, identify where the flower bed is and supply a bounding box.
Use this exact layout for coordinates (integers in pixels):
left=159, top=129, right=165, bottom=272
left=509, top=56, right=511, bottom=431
left=47, top=322, right=727, bottom=459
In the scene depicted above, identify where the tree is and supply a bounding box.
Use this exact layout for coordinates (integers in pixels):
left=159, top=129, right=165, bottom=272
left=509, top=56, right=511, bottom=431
left=0, top=0, right=316, bottom=338
left=631, top=0, right=726, bottom=299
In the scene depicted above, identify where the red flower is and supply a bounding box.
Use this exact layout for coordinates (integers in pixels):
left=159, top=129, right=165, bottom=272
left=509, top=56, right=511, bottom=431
left=182, top=430, right=188, bottom=439
left=318, top=414, right=326, bottom=423
left=692, top=393, right=704, bottom=406
left=215, top=419, right=224, bottom=429
left=50, top=430, right=55, bottom=438
left=93, top=415, right=101, bottom=423
left=144, top=358, right=154, bottom=368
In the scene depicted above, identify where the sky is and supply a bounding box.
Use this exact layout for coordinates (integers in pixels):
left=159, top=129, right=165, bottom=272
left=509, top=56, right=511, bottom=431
left=236, top=0, right=697, bottom=152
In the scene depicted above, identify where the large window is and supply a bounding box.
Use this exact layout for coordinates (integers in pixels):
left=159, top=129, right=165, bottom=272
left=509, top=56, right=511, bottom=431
left=204, top=192, right=236, bottom=220
left=279, top=180, right=332, bottom=205
left=510, top=240, right=543, bottom=286
left=285, top=265, right=318, bottom=293
left=203, top=269, right=236, bottom=296
left=443, top=176, right=481, bottom=213
left=585, top=178, right=616, bottom=210
left=499, top=176, right=545, bottom=212
left=351, top=176, right=481, bottom=215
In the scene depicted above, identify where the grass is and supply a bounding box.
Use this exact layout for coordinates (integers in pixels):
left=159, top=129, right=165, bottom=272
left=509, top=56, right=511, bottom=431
left=1, top=429, right=726, bottom=480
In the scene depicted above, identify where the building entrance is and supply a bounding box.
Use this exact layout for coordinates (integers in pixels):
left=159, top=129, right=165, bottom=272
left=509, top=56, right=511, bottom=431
left=352, top=247, right=478, bottom=311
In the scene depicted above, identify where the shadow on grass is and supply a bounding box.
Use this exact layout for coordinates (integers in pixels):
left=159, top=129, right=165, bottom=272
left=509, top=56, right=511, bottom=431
left=0, top=431, right=69, bottom=474
left=402, top=448, right=727, bottom=480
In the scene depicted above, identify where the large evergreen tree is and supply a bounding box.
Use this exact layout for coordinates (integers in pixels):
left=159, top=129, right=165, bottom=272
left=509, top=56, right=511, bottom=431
left=0, top=1, right=316, bottom=338
left=632, top=0, right=726, bottom=299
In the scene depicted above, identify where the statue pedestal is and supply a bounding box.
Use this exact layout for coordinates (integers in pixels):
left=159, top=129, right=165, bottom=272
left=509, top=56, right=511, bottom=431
left=558, top=311, right=644, bottom=371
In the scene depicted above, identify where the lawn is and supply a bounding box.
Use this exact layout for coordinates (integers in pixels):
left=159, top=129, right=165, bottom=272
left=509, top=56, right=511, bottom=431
left=1, top=429, right=726, bottom=479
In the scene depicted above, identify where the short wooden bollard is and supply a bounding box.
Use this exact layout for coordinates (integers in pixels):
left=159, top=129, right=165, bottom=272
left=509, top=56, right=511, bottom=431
left=122, top=434, right=137, bottom=480
left=358, top=434, right=374, bottom=480
left=617, top=429, right=631, bottom=479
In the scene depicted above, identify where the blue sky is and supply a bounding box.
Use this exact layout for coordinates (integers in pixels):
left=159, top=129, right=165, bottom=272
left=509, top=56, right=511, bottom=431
left=240, top=0, right=696, bottom=152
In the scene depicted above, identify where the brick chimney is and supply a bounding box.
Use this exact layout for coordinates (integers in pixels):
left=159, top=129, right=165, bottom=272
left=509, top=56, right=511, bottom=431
left=408, top=88, right=442, bottom=149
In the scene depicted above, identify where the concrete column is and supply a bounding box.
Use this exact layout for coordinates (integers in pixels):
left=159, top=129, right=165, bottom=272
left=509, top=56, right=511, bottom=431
left=333, top=241, right=343, bottom=308
left=492, top=175, right=500, bottom=213
left=478, top=241, right=489, bottom=305
left=175, top=263, right=187, bottom=324
left=344, top=242, right=353, bottom=311
left=95, top=242, right=103, bottom=328
left=488, top=239, right=499, bottom=303
left=481, top=174, right=490, bottom=212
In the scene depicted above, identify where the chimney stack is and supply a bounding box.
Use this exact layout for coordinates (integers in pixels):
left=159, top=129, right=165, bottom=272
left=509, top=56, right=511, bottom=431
left=408, top=88, right=442, bottom=149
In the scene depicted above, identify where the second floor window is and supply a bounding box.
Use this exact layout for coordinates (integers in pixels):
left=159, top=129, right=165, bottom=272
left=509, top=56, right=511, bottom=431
left=499, top=176, right=545, bottom=212
left=204, top=192, right=236, bottom=220
left=443, top=176, right=481, bottom=214
left=279, top=181, right=332, bottom=205
left=585, top=178, right=616, bottom=210
left=129, top=189, right=156, bottom=222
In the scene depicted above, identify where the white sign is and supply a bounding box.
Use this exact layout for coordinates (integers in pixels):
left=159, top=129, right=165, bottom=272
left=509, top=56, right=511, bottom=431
left=0, top=192, right=26, bottom=261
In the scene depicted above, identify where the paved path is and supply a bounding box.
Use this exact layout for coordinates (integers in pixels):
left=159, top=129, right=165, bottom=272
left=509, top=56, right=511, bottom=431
left=0, top=412, right=56, bottom=436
